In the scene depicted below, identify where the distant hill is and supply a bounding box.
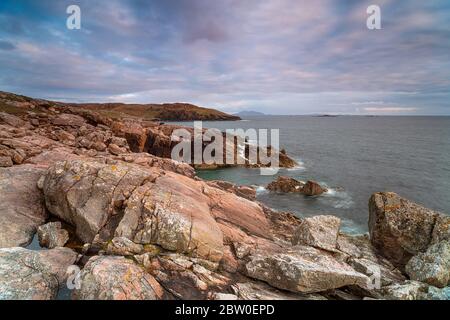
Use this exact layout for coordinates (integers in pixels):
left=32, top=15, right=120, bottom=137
left=0, top=91, right=240, bottom=121
left=234, top=110, right=266, bottom=117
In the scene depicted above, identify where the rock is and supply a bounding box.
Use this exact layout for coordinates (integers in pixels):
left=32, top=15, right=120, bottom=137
left=336, top=233, right=406, bottom=287
left=0, top=156, right=13, bottom=167
left=267, top=176, right=304, bottom=193
left=292, top=215, right=341, bottom=252
left=379, top=281, right=424, bottom=300
left=432, top=215, right=450, bottom=244
left=207, top=180, right=256, bottom=201
left=0, top=165, right=47, bottom=248
left=109, top=137, right=128, bottom=148
left=231, top=281, right=327, bottom=300
left=91, top=141, right=107, bottom=152
left=42, top=160, right=157, bottom=243
left=301, top=180, right=327, bottom=196
left=43, top=160, right=224, bottom=262
left=116, top=171, right=224, bottom=262
left=55, top=130, right=75, bottom=146
left=245, top=246, right=369, bottom=293
left=211, top=293, right=238, bottom=300
left=37, top=222, right=69, bottom=249
left=106, top=237, right=144, bottom=256
left=405, top=240, right=450, bottom=288
left=0, top=247, right=78, bottom=300
left=52, top=113, right=86, bottom=127
left=143, top=253, right=229, bottom=299
left=0, top=112, right=25, bottom=127
left=368, top=192, right=444, bottom=267
left=72, top=256, right=164, bottom=300
left=108, top=143, right=126, bottom=155
left=380, top=280, right=448, bottom=300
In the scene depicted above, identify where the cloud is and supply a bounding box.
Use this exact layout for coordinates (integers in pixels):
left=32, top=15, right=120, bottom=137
left=363, top=107, right=418, bottom=113
left=0, top=40, right=15, bottom=50
left=0, top=0, right=449, bottom=114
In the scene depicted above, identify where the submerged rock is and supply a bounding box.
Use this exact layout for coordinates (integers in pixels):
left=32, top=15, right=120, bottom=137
left=0, top=247, right=77, bottom=300
left=73, top=256, right=164, bottom=300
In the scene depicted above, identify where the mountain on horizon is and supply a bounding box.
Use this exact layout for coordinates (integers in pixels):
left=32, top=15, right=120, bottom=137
left=234, top=110, right=266, bottom=117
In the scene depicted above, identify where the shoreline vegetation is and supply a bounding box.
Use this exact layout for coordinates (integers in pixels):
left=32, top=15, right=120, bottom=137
left=0, top=91, right=449, bottom=300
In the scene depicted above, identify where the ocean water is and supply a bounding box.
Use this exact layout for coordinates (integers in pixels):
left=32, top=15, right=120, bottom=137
left=169, top=116, right=450, bottom=234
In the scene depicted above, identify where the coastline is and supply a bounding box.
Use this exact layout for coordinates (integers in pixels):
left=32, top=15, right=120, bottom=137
left=0, top=92, right=449, bottom=300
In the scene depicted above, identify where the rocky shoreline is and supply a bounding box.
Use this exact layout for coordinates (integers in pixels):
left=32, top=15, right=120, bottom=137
left=0, top=93, right=449, bottom=300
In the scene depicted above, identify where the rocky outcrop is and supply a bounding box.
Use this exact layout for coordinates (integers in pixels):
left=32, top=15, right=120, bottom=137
left=405, top=241, right=450, bottom=288
left=73, top=256, right=165, bottom=300
left=0, top=165, right=47, bottom=248
left=0, top=247, right=77, bottom=300
left=267, top=176, right=304, bottom=193
left=302, top=180, right=327, bottom=196
left=368, top=192, right=449, bottom=268
left=1, top=94, right=449, bottom=301
left=267, top=176, right=327, bottom=196
left=37, top=222, right=69, bottom=249
left=245, top=246, right=369, bottom=293
left=292, top=215, right=341, bottom=252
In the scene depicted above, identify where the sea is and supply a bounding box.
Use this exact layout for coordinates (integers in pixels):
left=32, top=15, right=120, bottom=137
left=170, top=116, right=450, bottom=234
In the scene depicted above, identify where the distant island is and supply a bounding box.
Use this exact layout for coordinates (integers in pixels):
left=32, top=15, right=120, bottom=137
left=234, top=110, right=266, bottom=117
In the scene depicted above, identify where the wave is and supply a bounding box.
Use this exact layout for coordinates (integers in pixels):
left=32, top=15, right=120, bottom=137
left=285, top=158, right=306, bottom=171
left=255, top=185, right=268, bottom=195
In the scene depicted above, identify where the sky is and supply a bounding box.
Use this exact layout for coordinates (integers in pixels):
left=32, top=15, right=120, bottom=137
left=0, top=0, right=449, bottom=115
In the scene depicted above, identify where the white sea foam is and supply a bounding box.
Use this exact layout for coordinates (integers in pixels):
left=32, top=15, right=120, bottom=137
left=286, top=158, right=306, bottom=171
left=255, top=186, right=268, bottom=195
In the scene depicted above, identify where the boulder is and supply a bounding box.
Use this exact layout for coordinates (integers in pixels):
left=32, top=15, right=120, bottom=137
left=267, top=176, right=304, bottom=193
left=116, top=172, right=224, bottom=262
left=42, top=160, right=224, bottom=262
left=336, top=233, right=406, bottom=287
left=292, top=215, right=341, bottom=251
left=42, top=160, right=158, bottom=243
left=55, top=130, right=75, bottom=146
left=108, top=143, right=127, bottom=155
left=231, top=282, right=327, bottom=300
left=0, top=156, right=13, bottom=167
left=245, top=246, right=368, bottom=293
left=368, top=192, right=445, bottom=267
left=0, top=247, right=78, bottom=300
left=72, top=256, right=164, bottom=300
left=37, top=222, right=69, bottom=249
left=380, top=280, right=448, bottom=300
left=431, top=215, right=450, bottom=244
left=105, top=237, right=144, bottom=256
left=302, top=180, right=327, bottom=196
left=0, top=112, right=25, bottom=127
left=0, top=165, right=47, bottom=248
left=405, top=241, right=450, bottom=288
left=141, top=253, right=230, bottom=299
left=52, top=113, right=86, bottom=127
